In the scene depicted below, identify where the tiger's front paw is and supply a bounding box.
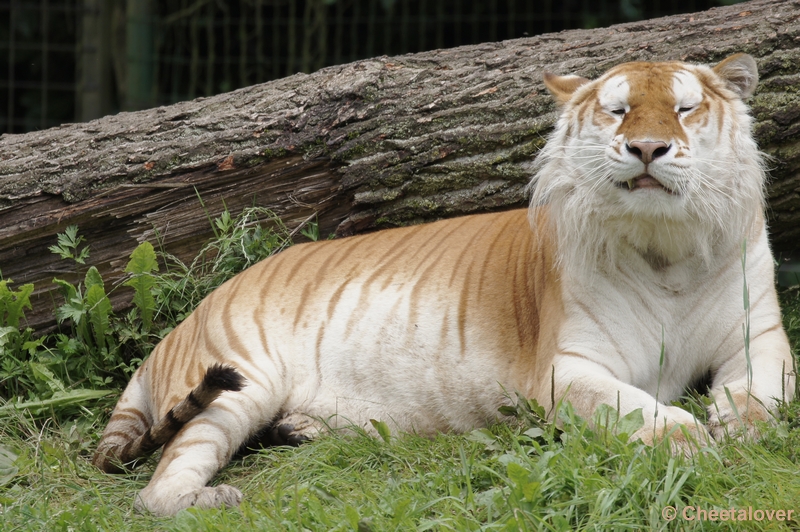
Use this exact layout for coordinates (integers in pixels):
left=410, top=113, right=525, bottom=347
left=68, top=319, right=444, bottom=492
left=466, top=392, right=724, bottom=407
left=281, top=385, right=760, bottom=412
left=632, top=406, right=713, bottom=457
left=707, top=388, right=773, bottom=441
left=135, top=484, right=243, bottom=516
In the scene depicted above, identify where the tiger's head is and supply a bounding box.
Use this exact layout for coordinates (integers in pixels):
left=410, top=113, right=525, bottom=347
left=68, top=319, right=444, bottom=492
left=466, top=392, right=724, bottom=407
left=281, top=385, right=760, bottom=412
left=531, top=54, right=764, bottom=273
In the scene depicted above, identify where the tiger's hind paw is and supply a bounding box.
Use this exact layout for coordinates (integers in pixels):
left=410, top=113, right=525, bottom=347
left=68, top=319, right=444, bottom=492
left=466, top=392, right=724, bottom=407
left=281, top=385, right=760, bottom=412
left=135, top=484, right=243, bottom=516
left=270, top=412, right=322, bottom=446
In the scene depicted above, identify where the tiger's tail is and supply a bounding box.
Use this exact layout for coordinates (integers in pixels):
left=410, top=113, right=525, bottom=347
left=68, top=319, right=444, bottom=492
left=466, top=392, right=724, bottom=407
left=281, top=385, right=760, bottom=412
left=93, top=364, right=245, bottom=473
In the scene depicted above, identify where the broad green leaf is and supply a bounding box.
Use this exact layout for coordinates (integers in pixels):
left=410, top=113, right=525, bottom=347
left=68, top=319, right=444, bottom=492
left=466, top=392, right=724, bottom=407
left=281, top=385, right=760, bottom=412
left=466, top=428, right=502, bottom=451
left=0, top=280, right=33, bottom=328
left=617, top=408, right=645, bottom=436
left=525, top=397, right=547, bottom=419
left=124, top=242, right=159, bottom=276
left=28, top=362, right=66, bottom=393
left=344, top=505, right=360, bottom=530
left=0, top=388, right=113, bottom=416
left=21, top=336, right=45, bottom=355
left=522, top=480, right=541, bottom=502
left=497, top=405, right=517, bottom=417
left=506, top=461, right=530, bottom=487
left=85, top=283, right=113, bottom=349
left=369, top=419, right=391, bottom=443
left=52, top=278, right=79, bottom=302
left=124, top=242, right=159, bottom=330
left=593, top=403, right=619, bottom=429
left=0, top=326, right=17, bottom=348
left=127, top=275, right=156, bottom=329
left=84, top=266, right=104, bottom=291
left=523, top=427, right=545, bottom=439
left=0, top=444, right=19, bottom=487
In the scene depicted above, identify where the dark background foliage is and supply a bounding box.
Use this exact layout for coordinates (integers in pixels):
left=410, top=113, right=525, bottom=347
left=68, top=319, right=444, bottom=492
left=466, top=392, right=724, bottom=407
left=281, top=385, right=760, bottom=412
left=1, top=0, right=744, bottom=134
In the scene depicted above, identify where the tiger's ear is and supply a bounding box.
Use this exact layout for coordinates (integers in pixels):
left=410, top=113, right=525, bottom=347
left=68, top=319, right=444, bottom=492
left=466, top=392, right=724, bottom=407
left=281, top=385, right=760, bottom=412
left=713, top=53, right=759, bottom=99
left=543, top=72, right=590, bottom=106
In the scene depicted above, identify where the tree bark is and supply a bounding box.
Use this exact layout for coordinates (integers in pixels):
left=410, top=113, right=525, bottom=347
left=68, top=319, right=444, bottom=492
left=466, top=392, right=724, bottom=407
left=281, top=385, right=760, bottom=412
left=1, top=0, right=799, bottom=332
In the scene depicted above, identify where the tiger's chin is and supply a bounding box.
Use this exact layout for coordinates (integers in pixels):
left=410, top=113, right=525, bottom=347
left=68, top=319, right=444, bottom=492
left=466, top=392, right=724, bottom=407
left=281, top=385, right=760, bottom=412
left=545, top=196, right=721, bottom=280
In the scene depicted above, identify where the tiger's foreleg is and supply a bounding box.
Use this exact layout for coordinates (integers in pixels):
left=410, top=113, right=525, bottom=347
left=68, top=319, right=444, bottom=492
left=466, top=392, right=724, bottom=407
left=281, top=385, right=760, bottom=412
left=707, top=326, right=795, bottom=440
left=552, top=358, right=713, bottom=455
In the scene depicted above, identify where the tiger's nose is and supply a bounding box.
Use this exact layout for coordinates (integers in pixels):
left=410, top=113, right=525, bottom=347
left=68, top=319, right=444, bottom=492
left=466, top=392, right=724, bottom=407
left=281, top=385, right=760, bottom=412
left=626, top=141, right=671, bottom=164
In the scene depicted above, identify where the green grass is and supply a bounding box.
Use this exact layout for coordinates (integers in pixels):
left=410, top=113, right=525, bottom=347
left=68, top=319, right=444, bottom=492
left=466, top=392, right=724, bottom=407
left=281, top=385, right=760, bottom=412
left=2, top=397, right=800, bottom=531
left=0, top=212, right=799, bottom=530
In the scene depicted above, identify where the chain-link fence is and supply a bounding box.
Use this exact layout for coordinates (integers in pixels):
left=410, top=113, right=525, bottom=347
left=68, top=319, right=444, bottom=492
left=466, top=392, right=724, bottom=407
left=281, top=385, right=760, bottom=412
left=1, top=0, right=746, bottom=134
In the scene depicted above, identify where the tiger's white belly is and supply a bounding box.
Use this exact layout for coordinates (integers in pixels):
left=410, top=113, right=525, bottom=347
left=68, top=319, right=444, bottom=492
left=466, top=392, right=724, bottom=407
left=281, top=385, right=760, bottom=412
left=266, top=282, right=516, bottom=435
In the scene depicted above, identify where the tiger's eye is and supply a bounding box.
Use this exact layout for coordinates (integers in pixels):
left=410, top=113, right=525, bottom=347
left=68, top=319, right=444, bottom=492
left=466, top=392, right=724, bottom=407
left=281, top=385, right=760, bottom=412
left=611, top=109, right=626, bottom=116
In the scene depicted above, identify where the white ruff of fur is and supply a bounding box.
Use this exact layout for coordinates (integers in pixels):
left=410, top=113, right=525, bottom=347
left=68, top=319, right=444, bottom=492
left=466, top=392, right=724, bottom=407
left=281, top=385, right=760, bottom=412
left=528, top=82, right=766, bottom=278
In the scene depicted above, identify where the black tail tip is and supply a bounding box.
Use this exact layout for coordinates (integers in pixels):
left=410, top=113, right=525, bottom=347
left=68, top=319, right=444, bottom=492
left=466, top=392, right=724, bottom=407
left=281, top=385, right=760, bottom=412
left=204, top=364, right=246, bottom=392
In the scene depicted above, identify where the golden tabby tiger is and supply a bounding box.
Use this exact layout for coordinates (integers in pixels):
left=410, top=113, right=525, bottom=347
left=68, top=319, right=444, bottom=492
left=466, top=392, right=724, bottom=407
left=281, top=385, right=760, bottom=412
left=94, top=53, right=794, bottom=516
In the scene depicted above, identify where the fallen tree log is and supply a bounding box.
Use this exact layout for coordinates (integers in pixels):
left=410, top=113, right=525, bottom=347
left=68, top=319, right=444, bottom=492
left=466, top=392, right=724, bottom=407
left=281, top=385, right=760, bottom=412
left=1, top=0, right=799, bottom=332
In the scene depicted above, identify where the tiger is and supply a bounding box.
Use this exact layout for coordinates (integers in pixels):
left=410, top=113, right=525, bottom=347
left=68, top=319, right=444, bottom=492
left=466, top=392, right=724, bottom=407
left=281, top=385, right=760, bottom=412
left=94, top=53, right=795, bottom=516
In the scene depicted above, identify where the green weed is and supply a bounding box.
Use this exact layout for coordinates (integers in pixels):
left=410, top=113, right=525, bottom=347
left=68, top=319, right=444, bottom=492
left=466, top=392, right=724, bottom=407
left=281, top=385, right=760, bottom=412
left=47, top=225, right=90, bottom=264
left=152, top=206, right=292, bottom=326
left=0, top=207, right=293, bottom=422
